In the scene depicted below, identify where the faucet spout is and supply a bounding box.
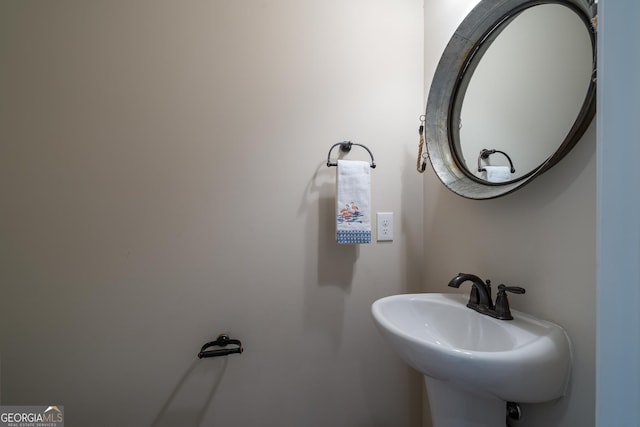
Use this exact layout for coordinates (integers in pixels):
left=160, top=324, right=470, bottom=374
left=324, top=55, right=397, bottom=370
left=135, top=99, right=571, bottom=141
left=448, top=273, right=493, bottom=309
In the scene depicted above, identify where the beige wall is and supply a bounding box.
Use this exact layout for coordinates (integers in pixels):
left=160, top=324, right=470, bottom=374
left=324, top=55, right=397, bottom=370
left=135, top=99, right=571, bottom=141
left=0, top=1, right=425, bottom=426
left=423, top=1, right=596, bottom=426
left=1, top=1, right=598, bottom=426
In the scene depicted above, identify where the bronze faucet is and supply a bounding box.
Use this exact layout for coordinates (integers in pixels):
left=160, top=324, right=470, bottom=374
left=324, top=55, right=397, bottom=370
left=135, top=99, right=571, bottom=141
left=448, top=273, right=525, bottom=320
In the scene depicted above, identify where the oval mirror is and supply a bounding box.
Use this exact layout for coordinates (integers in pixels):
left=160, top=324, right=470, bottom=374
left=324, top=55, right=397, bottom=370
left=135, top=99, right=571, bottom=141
left=425, top=0, right=597, bottom=199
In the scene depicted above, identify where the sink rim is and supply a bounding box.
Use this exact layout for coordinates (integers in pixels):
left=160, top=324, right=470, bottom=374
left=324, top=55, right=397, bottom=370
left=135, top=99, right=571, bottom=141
left=371, top=292, right=573, bottom=403
left=372, top=293, right=563, bottom=357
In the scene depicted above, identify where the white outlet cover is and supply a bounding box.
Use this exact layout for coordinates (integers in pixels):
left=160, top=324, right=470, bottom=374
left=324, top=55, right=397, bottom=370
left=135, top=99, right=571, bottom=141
left=376, top=212, right=393, bottom=241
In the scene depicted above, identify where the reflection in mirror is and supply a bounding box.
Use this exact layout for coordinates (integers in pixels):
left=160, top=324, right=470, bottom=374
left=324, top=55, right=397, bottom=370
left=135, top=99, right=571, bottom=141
left=458, top=4, right=593, bottom=182
left=424, top=0, right=597, bottom=199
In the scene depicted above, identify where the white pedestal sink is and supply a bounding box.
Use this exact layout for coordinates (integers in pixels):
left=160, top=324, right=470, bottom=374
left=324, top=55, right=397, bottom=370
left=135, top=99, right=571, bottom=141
left=371, top=293, right=572, bottom=427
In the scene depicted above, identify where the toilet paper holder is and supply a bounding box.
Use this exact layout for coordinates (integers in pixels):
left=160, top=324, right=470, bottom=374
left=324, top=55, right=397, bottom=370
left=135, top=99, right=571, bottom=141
left=477, top=148, right=516, bottom=173
left=198, top=334, right=243, bottom=359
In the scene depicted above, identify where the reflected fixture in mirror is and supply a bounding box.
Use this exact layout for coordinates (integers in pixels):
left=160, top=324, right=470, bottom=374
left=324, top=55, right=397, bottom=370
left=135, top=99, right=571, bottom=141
left=424, top=0, right=597, bottom=199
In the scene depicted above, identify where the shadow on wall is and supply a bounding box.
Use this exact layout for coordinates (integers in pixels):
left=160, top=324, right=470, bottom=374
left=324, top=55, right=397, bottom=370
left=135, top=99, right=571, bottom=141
left=317, top=193, right=358, bottom=286
left=298, top=161, right=358, bottom=349
left=310, top=160, right=358, bottom=288
left=400, top=152, right=425, bottom=295
left=151, top=357, right=228, bottom=427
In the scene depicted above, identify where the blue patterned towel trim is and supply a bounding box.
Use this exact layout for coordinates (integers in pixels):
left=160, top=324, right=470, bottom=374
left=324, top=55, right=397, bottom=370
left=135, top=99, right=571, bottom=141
left=337, top=230, right=371, bottom=244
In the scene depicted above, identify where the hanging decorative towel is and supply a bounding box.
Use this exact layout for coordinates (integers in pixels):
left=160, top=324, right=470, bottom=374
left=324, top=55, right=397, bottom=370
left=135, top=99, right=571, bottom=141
left=483, top=165, right=512, bottom=183
left=336, top=160, right=371, bottom=244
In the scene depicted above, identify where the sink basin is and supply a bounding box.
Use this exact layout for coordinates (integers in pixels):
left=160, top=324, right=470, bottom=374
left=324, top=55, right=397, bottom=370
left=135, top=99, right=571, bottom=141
left=372, top=293, right=572, bottom=426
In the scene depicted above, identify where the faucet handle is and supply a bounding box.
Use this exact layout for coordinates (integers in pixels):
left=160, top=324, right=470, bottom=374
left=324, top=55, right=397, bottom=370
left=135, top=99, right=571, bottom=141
left=498, top=284, right=525, bottom=294
left=494, top=285, right=526, bottom=320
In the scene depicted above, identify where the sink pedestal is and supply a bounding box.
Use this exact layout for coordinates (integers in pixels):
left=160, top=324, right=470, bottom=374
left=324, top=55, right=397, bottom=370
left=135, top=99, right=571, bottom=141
left=425, top=377, right=505, bottom=427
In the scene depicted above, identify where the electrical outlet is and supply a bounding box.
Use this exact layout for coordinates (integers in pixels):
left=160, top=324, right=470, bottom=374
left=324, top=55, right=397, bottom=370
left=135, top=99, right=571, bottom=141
left=376, top=212, right=393, bottom=241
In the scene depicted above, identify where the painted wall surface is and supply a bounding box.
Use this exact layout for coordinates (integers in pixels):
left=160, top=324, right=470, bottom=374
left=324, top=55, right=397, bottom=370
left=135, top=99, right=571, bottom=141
left=423, top=1, right=596, bottom=426
left=0, top=1, right=425, bottom=426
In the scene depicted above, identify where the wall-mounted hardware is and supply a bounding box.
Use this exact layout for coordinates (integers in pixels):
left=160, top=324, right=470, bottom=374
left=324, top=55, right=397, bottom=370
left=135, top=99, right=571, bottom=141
left=326, top=141, right=376, bottom=168
left=416, top=115, right=428, bottom=173
left=477, top=148, right=516, bottom=173
left=198, top=334, right=243, bottom=359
